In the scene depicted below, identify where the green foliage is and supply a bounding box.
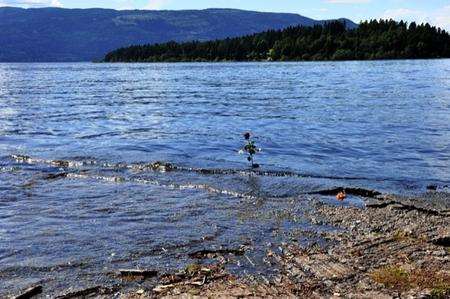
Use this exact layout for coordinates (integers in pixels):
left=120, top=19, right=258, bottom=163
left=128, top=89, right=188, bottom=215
left=240, top=132, right=261, bottom=169
left=104, top=19, right=450, bottom=62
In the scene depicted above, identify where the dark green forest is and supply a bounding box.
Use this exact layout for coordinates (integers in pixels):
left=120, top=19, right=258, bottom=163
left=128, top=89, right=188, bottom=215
left=104, top=20, right=450, bottom=62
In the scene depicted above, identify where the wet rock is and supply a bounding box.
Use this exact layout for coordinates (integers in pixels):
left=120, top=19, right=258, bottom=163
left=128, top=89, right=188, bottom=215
left=377, top=193, right=450, bottom=215
left=44, top=172, right=68, bottom=180
left=346, top=291, right=392, bottom=299
left=432, top=236, right=450, bottom=247
left=366, top=200, right=444, bottom=216
left=427, top=185, right=438, bottom=191
left=150, top=161, right=174, bottom=172
left=51, top=160, right=70, bottom=168
left=11, top=154, right=34, bottom=164
left=153, top=264, right=229, bottom=296
left=293, top=254, right=354, bottom=280
left=311, top=187, right=381, bottom=198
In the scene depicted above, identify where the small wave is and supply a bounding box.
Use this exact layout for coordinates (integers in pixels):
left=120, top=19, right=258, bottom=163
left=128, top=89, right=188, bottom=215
left=175, top=166, right=371, bottom=181
left=67, top=173, right=258, bottom=200
left=9, top=154, right=377, bottom=182
left=11, top=154, right=104, bottom=168
left=0, top=260, right=88, bottom=275
left=8, top=154, right=398, bottom=203
left=0, top=166, right=19, bottom=173
left=110, top=229, right=224, bottom=263
left=67, top=173, right=125, bottom=183
left=77, top=131, right=123, bottom=140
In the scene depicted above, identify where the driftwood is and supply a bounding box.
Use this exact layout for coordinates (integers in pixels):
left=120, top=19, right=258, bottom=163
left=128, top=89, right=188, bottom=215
left=189, top=248, right=245, bottom=259
left=153, top=274, right=227, bottom=293
left=13, top=285, right=42, bottom=299
left=118, top=269, right=158, bottom=278
left=56, top=286, right=116, bottom=299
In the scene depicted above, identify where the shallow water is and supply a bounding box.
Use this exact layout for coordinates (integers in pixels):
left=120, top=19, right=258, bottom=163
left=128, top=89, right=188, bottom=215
left=1, top=61, right=449, bottom=294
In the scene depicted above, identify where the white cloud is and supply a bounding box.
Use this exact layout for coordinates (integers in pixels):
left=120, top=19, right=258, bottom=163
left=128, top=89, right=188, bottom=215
left=382, top=8, right=425, bottom=22
left=433, top=5, right=450, bottom=31
left=0, top=0, right=62, bottom=8
left=382, top=6, right=450, bottom=31
left=145, top=0, right=170, bottom=10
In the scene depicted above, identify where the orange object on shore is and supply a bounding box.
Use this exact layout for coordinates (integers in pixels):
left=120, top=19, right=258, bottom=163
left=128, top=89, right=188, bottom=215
left=336, top=191, right=347, bottom=201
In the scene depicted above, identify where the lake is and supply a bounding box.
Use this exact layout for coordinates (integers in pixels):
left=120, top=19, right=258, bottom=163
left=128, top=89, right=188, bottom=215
left=1, top=60, right=449, bottom=294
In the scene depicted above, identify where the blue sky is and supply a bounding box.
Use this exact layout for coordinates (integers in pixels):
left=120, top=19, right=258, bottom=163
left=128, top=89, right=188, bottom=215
left=1, top=0, right=449, bottom=30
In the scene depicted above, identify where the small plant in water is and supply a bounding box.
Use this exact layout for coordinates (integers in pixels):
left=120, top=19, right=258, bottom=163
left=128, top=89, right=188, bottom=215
left=239, top=132, right=261, bottom=169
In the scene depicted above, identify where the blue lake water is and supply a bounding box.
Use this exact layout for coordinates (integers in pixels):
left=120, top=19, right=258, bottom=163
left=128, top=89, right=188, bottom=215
left=0, top=60, right=449, bottom=294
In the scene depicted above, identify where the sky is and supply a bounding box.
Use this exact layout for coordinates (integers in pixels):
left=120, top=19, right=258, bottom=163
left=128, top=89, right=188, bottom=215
left=0, top=0, right=449, bottom=30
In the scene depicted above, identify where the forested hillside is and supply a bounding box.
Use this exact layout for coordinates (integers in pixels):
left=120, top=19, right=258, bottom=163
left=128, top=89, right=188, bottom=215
left=104, top=20, right=450, bottom=62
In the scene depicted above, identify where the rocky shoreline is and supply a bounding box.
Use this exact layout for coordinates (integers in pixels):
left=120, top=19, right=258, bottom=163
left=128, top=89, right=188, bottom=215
left=9, top=192, right=449, bottom=299
left=125, top=193, right=448, bottom=298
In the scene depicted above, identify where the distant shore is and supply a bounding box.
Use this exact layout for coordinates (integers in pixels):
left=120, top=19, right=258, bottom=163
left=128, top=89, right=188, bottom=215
left=104, top=20, right=450, bottom=63
left=99, top=57, right=450, bottom=64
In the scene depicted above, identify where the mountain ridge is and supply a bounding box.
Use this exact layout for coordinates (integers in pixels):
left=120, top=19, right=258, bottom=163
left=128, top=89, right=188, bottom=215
left=0, top=7, right=357, bottom=62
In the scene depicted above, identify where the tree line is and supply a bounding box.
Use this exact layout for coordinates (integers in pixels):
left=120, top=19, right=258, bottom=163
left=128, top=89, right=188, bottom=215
left=103, top=20, right=450, bottom=62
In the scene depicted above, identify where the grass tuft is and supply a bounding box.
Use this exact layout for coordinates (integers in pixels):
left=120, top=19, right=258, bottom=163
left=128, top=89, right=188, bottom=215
left=370, top=265, right=450, bottom=296
left=371, top=266, right=410, bottom=290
